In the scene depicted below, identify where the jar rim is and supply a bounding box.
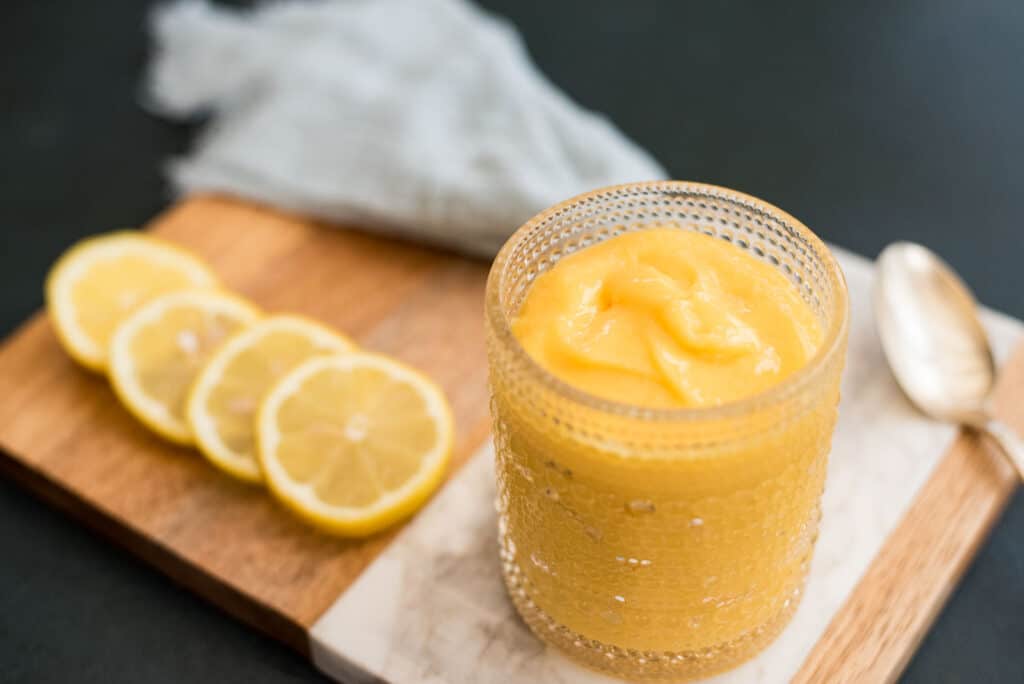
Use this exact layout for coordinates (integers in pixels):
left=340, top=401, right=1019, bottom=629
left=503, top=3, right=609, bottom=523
left=485, top=180, right=850, bottom=423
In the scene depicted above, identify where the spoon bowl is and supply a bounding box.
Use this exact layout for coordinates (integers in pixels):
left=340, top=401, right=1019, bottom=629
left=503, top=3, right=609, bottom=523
left=874, top=242, right=1023, bottom=477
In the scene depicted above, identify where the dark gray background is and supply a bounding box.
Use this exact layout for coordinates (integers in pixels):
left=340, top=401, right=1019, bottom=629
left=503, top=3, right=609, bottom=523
left=2, top=0, right=1022, bottom=682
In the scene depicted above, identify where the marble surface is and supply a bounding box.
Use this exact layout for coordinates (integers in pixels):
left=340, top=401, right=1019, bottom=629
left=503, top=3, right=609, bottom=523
left=310, top=249, right=1022, bottom=684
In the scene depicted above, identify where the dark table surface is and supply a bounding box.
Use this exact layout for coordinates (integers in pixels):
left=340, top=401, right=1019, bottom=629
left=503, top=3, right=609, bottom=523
left=3, top=0, right=1023, bottom=682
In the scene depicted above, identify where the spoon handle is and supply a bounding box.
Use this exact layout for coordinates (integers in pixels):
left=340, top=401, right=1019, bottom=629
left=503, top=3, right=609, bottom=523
left=982, top=419, right=1024, bottom=481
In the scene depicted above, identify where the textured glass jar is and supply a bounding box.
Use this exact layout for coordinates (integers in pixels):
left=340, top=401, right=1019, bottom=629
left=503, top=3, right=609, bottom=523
left=485, top=182, right=849, bottom=681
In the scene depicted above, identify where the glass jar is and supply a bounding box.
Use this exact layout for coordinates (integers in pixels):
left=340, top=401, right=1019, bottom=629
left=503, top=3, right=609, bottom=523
left=485, top=181, right=848, bottom=681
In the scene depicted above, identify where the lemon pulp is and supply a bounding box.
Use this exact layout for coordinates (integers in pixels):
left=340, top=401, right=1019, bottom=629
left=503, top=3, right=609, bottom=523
left=46, top=232, right=217, bottom=370
left=187, top=315, right=355, bottom=482
left=109, top=290, right=261, bottom=444
left=258, top=353, right=453, bottom=537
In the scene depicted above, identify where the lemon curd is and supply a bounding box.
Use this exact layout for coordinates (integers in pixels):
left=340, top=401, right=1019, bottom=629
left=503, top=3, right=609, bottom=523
left=486, top=183, right=848, bottom=681
left=512, top=228, right=822, bottom=409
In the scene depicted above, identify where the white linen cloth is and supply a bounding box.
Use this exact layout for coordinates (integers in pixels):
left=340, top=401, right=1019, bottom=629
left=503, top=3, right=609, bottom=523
left=146, top=0, right=666, bottom=256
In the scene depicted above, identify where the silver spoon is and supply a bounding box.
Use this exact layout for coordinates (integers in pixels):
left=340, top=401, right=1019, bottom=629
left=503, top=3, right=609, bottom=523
left=874, top=241, right=1024, bottom=479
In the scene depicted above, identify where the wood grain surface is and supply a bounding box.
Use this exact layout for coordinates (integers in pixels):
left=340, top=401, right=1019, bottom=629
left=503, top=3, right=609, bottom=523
left=0, top=196, right=492, bottom=654
left=794, top=342, right=1024, bottom=684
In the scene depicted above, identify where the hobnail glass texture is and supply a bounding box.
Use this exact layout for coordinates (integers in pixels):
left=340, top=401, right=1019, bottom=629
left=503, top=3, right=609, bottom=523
left=485, top=182, right=849, bottom=681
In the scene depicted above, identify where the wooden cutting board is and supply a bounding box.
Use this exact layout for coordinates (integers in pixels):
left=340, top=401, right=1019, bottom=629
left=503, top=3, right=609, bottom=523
left=0, top=196, right=1019, bottom=683
left=0, top=196, right=493, bottom=655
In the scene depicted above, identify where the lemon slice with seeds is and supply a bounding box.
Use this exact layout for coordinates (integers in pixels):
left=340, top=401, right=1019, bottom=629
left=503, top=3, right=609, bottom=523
left=186, top=315, right=356, bottom=483
left=257, top=353, right=453, bottom=536
left=109, top=290, right=261, bottom=445
left=45, top=231, right=218, bottom=371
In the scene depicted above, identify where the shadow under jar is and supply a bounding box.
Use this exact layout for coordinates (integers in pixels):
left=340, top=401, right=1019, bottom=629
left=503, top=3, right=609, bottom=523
left=485, top=182, right=849, bottom=681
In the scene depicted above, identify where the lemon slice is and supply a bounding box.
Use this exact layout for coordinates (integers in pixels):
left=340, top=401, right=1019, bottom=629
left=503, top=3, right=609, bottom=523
left=186, top=315, right=356, bottom=483
left=257, top=353, right=453, bottom=536
left=46, top=231, right=218, bottom=371
left=109, top=290, right=261, bottom=445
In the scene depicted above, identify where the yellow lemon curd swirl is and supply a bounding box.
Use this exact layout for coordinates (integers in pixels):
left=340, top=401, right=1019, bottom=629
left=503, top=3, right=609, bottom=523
left=512, top=228, right=822, bottom=408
